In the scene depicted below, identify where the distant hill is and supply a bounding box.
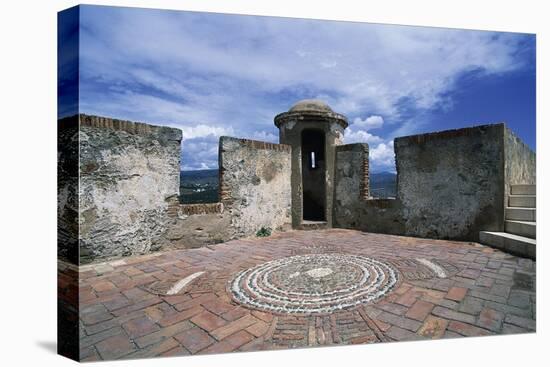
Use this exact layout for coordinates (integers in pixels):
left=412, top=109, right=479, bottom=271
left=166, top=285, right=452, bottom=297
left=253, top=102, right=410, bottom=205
left=179, top=169, right=396, bottom=203
left=179, top=169, right=218, bottom=204
left=370, top=171, right=397, bottom=198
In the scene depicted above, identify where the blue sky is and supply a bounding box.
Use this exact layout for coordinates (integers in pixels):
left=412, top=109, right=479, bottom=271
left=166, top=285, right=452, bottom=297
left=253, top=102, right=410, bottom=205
left=62, top=5, right=536, bottom=172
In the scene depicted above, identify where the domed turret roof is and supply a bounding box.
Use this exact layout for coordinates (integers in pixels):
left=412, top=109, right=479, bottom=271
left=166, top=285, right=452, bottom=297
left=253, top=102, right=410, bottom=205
left=274, top=99, right=348, bottom=129
left=289, top=99, right=333, bottom=113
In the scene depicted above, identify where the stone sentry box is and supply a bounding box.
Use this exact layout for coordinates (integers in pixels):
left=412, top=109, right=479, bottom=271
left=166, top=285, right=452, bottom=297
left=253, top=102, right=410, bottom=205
left=274, top=100, right=348, bottom=228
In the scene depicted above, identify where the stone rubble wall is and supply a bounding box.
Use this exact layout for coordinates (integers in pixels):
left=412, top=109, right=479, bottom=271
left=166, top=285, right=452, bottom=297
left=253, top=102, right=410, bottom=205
left=334, top=124, right=533, bottom=241
left=504, top=126, right=536, bottom=198
left=333, top=143, right=405, bottom=234
left=63, top=112, right=534, bottom=263
left=162, top=199, right=231, bottom=250
left=58, top=116, right=80, bottom=264
left=395, top=124, right=506, bottom=240
left=78, top=115, right=182, bottom=264
left=219, top=137, right=292, bottom=237
left=73, top=115, right=292, bottom=263
left=159, top=137, right=292, bottom=250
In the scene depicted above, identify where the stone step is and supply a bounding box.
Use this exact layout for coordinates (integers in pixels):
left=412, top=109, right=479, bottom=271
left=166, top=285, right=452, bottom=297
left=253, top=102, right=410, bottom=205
left=505, top=207, right=536, bottom=221
left=509, top=195, right=536, bottom=208
left=505, top=220, right=536, bottom=239
left=479, top=231, right=535, bottom=259
left=297, top=220, right=328, bottom=230
left=511, top=184, right=536, bottom=195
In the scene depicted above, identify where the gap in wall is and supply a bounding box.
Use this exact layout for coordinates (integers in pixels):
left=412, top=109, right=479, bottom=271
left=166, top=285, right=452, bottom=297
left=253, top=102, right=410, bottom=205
left=179, top=151, right=220, bottom=204
left=369, top=157, right=397, bottom=199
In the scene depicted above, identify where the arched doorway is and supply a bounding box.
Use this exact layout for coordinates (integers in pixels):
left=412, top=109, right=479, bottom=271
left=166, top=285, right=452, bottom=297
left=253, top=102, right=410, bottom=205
left=301, top=129, right=326, bottom=221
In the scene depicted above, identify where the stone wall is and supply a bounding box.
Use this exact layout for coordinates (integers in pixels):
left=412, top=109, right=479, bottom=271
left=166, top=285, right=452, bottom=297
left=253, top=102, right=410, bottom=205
left=219, top=137, right=292, bottom=237
left=73, top=116, right=292, bottom=261
left=504, top=126, right=536, bottom=199
left=58, top=7, right=80, bottom=361
left=334, top=124, right=513, bottom=241
left=162, top=200, right=229, bottom=249
left=78, top=115, right=182, bottom=263
left=65, top=111, right=534, bottom=262
left=333, top=144, right=369, bottom=214
left=58, top=116, right=79, bottom=264
left=395, top=124, right=505, bottom=239
left=333, top=143, right=405, bottom=234
left=162, top=137, right=292, bottom=249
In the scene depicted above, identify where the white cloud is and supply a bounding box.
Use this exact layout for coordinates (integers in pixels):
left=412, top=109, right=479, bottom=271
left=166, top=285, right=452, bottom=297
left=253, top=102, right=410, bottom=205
left=353, top=115, right=384, bottom=129
left=80, top=8, right=529, bottom=122
left=179, top=125, right=234, bottom=141
left=249, top=130, right=279, bottom=143
left=77, top=6, right=533, bottom=170
left=180, top=135, right=220, bottom=170
left=370, top=141, right=396, bottom=172
left=344, top=127, right=383, bottom=145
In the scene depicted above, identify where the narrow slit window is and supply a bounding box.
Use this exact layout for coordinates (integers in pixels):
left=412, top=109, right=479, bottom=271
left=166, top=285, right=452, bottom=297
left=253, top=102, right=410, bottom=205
left=310, top=151, right=316, bottom=169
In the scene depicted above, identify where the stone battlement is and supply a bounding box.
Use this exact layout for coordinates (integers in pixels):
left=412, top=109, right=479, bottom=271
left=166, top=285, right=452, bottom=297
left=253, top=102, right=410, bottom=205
left=219, top=136, right=291, bottom=152
left=79, top=114, right=183, bottom=140
left=395, top=123, right=504, bottom=146
left=58, top=103, right=535, bottom=265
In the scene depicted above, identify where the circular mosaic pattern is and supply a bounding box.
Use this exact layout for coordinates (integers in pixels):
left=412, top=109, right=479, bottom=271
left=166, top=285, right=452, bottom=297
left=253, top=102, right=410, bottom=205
left=229, top=254, right=399, bottom=314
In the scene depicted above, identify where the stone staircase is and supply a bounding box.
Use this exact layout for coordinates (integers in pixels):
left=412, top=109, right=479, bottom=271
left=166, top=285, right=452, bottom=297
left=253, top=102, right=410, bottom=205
left=479, top=184, right=536, bottom=259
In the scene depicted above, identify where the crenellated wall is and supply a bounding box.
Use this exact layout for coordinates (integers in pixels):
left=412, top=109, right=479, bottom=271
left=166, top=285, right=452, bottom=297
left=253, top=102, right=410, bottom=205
left=60, top=113, right=534, bottom=264
left=219, top=136, right=292, bottom=237
left=163, top=137, right=292, bottom=250
left=78, top=115, right=182, bottom=263
left=70, top=115, right=292, bottom=263
left=58, top=116, right=80, bottom=264
left=333, top=143, right=405, bottom=234
left=334, top=123, right=535, bottom=241
left=333, top=143, right=369, bottom=221
left=395, top=124, right=506, bottom=239
left=504, top=126, right=536, bottom=198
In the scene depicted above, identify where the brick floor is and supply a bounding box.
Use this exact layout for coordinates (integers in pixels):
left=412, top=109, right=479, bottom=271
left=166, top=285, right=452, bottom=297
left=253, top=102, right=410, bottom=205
left=174, top=327, right=215, bottom=354
left=406, top=300, right=435, bottom=321
left=66, top=229, right=536, bottom=361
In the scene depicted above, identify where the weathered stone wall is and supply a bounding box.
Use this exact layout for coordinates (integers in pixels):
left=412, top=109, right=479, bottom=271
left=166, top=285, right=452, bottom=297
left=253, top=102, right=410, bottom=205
left=78, top=115, right=182, bottom=263
left=219, top=137, right=292, bottom=237
left=70, top=110, right=533, bottom=263
left=504, top=126, right=536, bottom=198
left=162, top=201, right=230, bottom=249
left=334, top=144, right=369, bottom=212
left=333, top=143, right=405, bottom=234
left=334, top=124, right=509, bottom=241
left=395, top=124, right=505, bottom=239
left=58, top=116, right=79, bottom=264
left=156, top=137, right=292, bottom=251
left=72, top=114, right=293, bottom=262
left=58, top=7, right=80, bottom=360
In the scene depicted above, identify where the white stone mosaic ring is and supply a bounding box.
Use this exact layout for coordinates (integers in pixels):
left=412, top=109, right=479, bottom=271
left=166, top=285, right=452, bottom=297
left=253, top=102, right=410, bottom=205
left=229, top=254, right=399, bottom=314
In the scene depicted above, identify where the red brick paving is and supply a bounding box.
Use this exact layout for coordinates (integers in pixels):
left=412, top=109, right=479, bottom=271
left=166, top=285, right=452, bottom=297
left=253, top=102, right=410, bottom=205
left=211, top=314, right=258, bottom=341
left=66, top=229, right=536, bottom=361
left=246, top=320, right=270, bottom=337
left=174, top=327, right=215, bottom=354
left=417, top=316, right=449, bottom=339
left=190, top=310, right=228, bottom=331
left=406, top=300, right=435, bottom=321
left=445, top=286, right=468, bottom=302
